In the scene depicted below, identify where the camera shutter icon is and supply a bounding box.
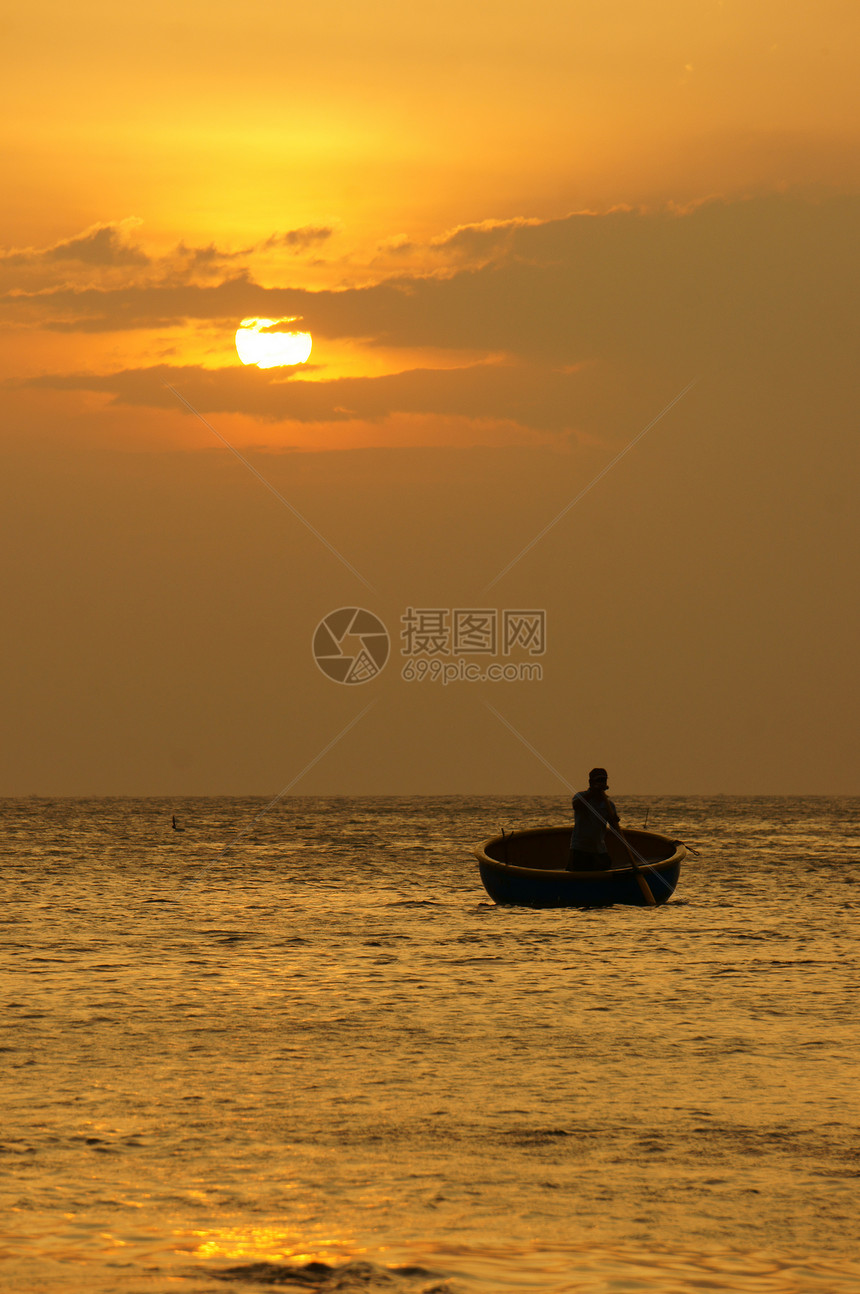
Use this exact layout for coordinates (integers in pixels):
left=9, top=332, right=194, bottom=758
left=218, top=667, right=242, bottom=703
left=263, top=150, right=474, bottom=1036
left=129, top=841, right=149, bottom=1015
left=312, top=608, right=390, bottom=684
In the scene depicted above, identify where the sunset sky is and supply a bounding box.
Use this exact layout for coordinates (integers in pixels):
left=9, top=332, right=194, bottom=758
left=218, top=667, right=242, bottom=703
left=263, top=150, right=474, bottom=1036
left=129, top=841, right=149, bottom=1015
left=3, top=0, right=858, bottom=795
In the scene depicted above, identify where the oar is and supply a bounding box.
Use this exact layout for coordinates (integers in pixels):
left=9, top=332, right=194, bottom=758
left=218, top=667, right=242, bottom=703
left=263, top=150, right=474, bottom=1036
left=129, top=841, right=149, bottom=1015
left=619, top=830, right=657, bottom=907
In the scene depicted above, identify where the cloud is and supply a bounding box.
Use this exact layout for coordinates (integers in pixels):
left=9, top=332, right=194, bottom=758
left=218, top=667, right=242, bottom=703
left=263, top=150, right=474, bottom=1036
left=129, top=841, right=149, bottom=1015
left=6, top=193, right=856, bottom=456
left=2, top=220, right=150, bottom=268
left=0, top=222, right=335, bottom=297
left=5, top=271, right=264, bottom=332
left=26, top=359, right=598, bottom=435
left=5, top=196, right=854, bottom=380
left=259, top=226, right=334, bottom=251
left=175, top=241, right=249, bottom=266
left=257, top=317, right=309, bottom=334
left=46, top=223, right=151, bottom=267
left=429, top=216, right=544, bottom=261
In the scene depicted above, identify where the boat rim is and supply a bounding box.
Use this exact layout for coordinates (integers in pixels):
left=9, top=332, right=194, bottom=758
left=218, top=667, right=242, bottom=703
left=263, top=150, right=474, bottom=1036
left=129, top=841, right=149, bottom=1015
left=474, top=825, right=686, bottom=880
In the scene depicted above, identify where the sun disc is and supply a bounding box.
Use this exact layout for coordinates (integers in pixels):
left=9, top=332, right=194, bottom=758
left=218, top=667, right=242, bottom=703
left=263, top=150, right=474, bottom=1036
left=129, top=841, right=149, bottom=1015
left=235, top=317, right=313, bottom=369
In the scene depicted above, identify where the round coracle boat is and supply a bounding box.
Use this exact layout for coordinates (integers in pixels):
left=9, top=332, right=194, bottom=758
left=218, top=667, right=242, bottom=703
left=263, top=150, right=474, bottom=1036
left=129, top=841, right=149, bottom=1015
left=474, top=825, right=685, bottom=908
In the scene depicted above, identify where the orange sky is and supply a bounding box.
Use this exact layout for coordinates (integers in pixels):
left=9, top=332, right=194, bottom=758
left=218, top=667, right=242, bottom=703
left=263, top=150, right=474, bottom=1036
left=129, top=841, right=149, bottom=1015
left=2, top=0, right=858, bottom=794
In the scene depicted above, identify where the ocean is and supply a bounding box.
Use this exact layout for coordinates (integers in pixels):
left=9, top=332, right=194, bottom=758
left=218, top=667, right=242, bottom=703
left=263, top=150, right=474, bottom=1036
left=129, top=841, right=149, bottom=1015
left=2, top=795, right=859, bottom=1293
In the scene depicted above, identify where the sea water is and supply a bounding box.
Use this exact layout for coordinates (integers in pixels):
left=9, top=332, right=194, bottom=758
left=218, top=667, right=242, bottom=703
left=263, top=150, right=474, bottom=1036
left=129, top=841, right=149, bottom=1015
left=2, top=796, right=859, bottom=1293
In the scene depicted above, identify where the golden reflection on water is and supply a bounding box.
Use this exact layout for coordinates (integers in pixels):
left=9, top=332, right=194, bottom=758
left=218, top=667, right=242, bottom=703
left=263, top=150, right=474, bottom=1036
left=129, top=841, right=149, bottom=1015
left=6, top=796, right=860, bottom=1294
left=182, top=1233, right=860, bottom=1293
left=188, top=1223, right=363, bottom=1267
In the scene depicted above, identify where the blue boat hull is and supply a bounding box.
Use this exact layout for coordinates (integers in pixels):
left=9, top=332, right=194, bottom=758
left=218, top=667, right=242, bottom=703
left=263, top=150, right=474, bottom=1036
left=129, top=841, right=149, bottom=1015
left=475, top=826, right=684, bottom=908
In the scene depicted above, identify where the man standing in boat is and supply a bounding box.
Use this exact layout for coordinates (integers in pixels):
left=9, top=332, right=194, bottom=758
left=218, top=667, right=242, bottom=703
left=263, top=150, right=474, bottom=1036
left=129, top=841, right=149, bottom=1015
left=568, top=768, right=619, bottom=870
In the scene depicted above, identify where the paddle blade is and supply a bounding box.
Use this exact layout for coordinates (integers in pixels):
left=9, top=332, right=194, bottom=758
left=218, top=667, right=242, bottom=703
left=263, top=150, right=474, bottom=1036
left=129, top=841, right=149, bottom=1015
left=636, top=872, right=657, bottom=906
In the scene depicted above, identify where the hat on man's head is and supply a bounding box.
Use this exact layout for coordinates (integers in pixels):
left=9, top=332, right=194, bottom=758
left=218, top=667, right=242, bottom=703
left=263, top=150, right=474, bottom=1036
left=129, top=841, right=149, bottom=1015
left=588, top=767, right=608, bottom=786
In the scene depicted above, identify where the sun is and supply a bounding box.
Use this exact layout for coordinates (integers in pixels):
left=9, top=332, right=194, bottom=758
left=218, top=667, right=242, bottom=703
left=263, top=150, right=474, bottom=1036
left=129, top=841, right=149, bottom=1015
left=235, top=317, right=313, bottom=369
